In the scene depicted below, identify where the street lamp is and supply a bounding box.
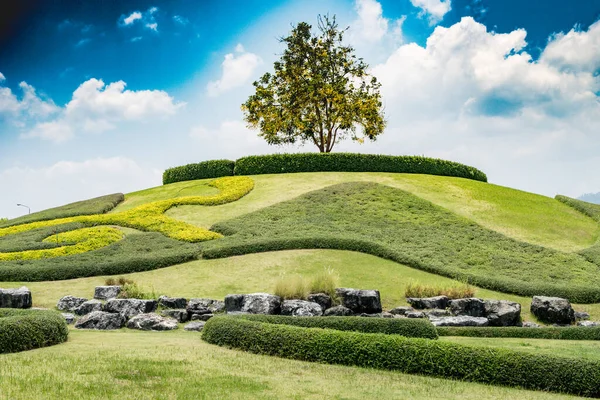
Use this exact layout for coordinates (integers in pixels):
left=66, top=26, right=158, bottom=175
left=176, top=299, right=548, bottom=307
left=16, top=204, right=30, bottom=214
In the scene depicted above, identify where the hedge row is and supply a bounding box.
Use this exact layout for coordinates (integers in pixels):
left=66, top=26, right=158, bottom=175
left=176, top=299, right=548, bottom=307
left=163, top=160, right=235, bottom=185
left=0, top=309, right=68, bottom=354
left=235, top=315, right=438, bottom=339
left=555, top=195, right=600, bottom=222
left=0, top=222, right=85, bottom=253
left=202, top=317, right=600, bottom=398
left=437, top=326, right=600, bottom=341
left=162, top=153, right=488, bottom=184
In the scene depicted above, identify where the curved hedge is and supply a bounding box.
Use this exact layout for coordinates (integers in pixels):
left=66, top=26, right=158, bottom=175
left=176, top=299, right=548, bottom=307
left=163, top=160, right=235, bottom=185
left=203, top=317, right=600, bottom=398
left=0, top=309, right=68, bottom=353
left=437, top=326, right=600, bottom=340
left=235, top=314, right=438, bottom=339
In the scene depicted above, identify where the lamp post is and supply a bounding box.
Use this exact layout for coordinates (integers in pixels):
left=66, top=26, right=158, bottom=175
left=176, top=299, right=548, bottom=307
left=16, top=204, right=30, bottom=214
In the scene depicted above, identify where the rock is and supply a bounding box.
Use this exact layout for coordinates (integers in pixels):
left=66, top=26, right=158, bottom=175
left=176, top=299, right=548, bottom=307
left=429, top=316, right=489, bottom=327
left=74, top=299, right=103, bottom=316
left=75, top=311, right=125, bottom=330
left=359, top=313, right=382, bottom=318
left=126, top=313, right=178, bottom=331
left=224, top=294, right=245, bottom=312
left=335, top=288, right=382, bottom=314
left=577, top=321, right=600, bottom=327
left=281, top=300, right=323, bottom=317
left=161, top=309, right=189, bottom=323
left=242, top=293, right=282, bottom=314
left=406, top=296, right=449, bottom=310
left=530, top=296, right=575, bottom=324
left=323, top=305, right=354, bottom=316
left=406, top=311, right=426, bottom=318
left=56, top=295, right=88, bottom=312
left=382, top=312, right=395, bottom=318
left=307, top=293, right=332, bottom=311
left=425, top=309, right=452, bottom=317
left=522, top=321, right=541, bottom=328
left=184, top=321, right=205, bottom=332
left=0, top=287, right=32, bottom=309
left=103, top=299, right=157, bottom=319
left=191, top=313, right=214, bottom=321
left=61, top=313, right=75, bottom=324
left=187, top=298, right=225, bottom=316
left=158, top=295, right=187, bottom=309
left=94, top=286, right=121, bottom=300
left=449, top=298, right=485, bottom=317
left=575, top=311, right=590, bottom=321
left=484, top=300, right=521, bottom=326
left=389, top=306, right=414, bottom=316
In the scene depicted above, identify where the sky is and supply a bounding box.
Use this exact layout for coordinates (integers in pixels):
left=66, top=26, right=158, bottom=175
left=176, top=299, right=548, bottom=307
left=1, top=0, right=600, bottom=218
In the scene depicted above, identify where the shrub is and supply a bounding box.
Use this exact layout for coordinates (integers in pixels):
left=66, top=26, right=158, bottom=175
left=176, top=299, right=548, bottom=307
left=163, top=159, right=235, bottom=185
left=203, top=317, right=600, bottom=398
left=309, top=267, right=339, bottom=299
left=436, top=326, right=600, bottom=341
left=0, top=309, right=68, bottom=354
left=118, top=281, right=157, bottom=300
left=105, top=276, right=134, bottom=286
left=274, top=274, right=309, bottom=300
left=405, top=281, right=475, bottom=299
left=234, top=153, right=488, bottom=182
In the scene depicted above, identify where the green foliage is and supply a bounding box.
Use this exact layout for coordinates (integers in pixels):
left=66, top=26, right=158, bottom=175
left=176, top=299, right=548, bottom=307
left=203, top=317, right=600, bottom=398
left=555, top=195, right=600, bottom=222
left=0, top=193, right=124, bottom=229
left=233, top=153, right=488, bottom=182
left=242, top=16, right=385, bottom=153
left=274, top=274, right=309, bottom=300
left=437, top=326, right=600, bottom=340
left=308, top=266, right=339, bottom=299
left=233, top=315, right=439, bottom=339
left=162, top=160, right=235, bottom=185
left=0, top=309, right=68, bottom=354
left=204, top=182, right=600, bottom=303
left=0, top=222, right=85, bottom=252
left=405, top=281, right=475, bottom=299
left=0, top=233, right=200, bottom=281
left=118, top=281, right=157, bottom=300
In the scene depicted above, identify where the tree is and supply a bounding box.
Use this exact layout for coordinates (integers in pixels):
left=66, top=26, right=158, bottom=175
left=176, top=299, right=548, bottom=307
left=242, top=15, right=386, bottom=153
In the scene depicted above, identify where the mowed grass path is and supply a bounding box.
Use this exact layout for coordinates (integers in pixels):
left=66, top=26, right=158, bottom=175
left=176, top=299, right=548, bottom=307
left=0, top=328, right=586, bottom=400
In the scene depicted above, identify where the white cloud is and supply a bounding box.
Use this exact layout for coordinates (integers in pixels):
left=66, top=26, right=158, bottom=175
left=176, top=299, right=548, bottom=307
left=122, top=11, right=142, bottom=26
left=22, top=120, right=73, bottom=142
left=353, top=0, right=389, bottom=42
left=173, top=15, right=188, bottom=25
left=75, top=38, right=91, bottom=48
left=540, top=20, right=600, bottom=73
left=0, top=72, right=5, bottom=82
left=131, top=36, right=143, bottom=43
left=120, top=7, right=158, bottom=31
left=410, top=0, right=451, bottom=24
left=145, top=23, right=158, bottom=31
left=0, top=76, right=60, bottom=119
left=190, top=120, right=267, bottom=157
left=206, top=45, right=262, bottom=97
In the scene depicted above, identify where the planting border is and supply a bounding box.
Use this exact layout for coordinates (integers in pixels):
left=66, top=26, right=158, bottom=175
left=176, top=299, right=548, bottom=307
left=437, top=326, right=600, bottom=340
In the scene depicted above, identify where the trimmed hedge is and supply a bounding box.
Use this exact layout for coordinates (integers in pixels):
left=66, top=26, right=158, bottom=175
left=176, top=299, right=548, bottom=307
left=203, top=317, right=600, bottom=398
left=163, top=160, right=235, bottom=185
left=235, top=314, right=438, bottom=339
left=437, top=326, right=600, bottom=340
left=0, top=309, right=68, bottom=353
left=234, top=153, right=488, bottom=182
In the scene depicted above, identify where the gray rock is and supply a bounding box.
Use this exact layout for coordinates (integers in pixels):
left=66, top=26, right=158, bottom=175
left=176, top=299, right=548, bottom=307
left=484, top=300, right=521, bottom=326
left=191, top=313, right=214, bottom=321
left=522, top=321, right=541, bottom=328
left=187, top=298, right=225, bottom=316
left=336, top=288, right=382, bottom=314
left=74, top=299, right=103, bottom=316
left=161, top=309, right=189, bottom=323
left=94, top=286, right=121, bottom=300
left=126, top=313, right=178, bottom=331
left=425, top=308, right=452, bottom=317
left=429, top=316, right=489, bottom=327
left=224, top=294, right=244, bottom=312
left=359, top=313, right=382, bottom=317
left=406, top=311, right=426, bottom=318
left=0, top=287, right=32, bottom=309
left=184, top=321, right=205, bottom=332
left=382, top=312, right=395, bottom=318
left=530, top=296, right=575, bottom=324
left=158, top=295, right=187, bottom=309
left=577, top=321, right=600, bottom=327
left=281, top=300, right=323, bottom=317
left=389, top=306, right=414, bottom=316
left=242, top=293, right=281, bottom=314
left=575, top=311, right=590, bottom=321
left=307, top=293, right=332, bottom=311
left=449, top=298, right=485, bottom=317
left=61, top=313, right=75, bottom=324
left=323, top=305, right=354, bottom=316
left=75, top=311, right=125, bottom=330
left=406, top=296, right=449, bottom=310
left=103, top=298, right=157, bottom=319
left=56, top=295, right=88, bottom=312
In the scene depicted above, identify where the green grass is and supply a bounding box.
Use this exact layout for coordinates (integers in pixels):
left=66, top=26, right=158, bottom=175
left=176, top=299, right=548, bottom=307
left=0, top=328, right=585, bottom=400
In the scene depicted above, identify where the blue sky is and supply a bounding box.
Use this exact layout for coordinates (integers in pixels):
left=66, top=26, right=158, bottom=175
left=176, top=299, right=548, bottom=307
left=1, top=0, right=599, bottom=217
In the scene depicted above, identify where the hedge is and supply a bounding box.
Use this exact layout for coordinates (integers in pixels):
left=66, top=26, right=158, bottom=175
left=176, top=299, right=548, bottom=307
left=234, top=153, right=488, bottom=182
left=437, top=326, right=600, bottom=340
left=163, top=159, right=235, bottom=185
left=0, top=309, right=68, bottom=353
left=234, top=314, right=438, bottom=339
left=203, top=317, right=600, bottom=398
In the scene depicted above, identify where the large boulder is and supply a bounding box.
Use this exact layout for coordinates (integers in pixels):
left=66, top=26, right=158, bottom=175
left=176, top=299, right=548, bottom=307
left=103, top=299, right=157, bottom=319
left=281, top=300, right=323, bottom=317
left=530, top=296, right=575, bottom=324
left=425, top=309, right=452, bottom=318
left=449, top=298, right=485, bottom=317
left=56, top=295, right=87, bottom=312
left=224, top=294, right=245, bottom=312
left=575, top=311, right=590, bottom=321
left=158, top=295, right=187, bottom=309
left=389, top=306, right=414, bottom=316
left=161, top=309, right=189, bottom=323
left=225, top=293, right=282, bottom=315
left=74, top=299, right=103, bottom=316
left=191, top=313, right=214, bottom=321
left=75, top=311, right=125, bottom=330
left=187, top=298, right=225, bottom=317
left=484, top=300, right=521, bottom=326
left=406, top=296, right=449, bottom=310
left=0, top=287, right=32, bottom=309
left=429, top=316, right=489, bottom=327
left=94, top=286, right=121, bottom=300
left=184, top=321, right=205, bottom=332
left=126, top=313, right=178, bottom=331
left=323, top=305, right=354, bottom=316
left=336, top=288, right=382, bottom=314
left=307, top=293, right=332, bottom=311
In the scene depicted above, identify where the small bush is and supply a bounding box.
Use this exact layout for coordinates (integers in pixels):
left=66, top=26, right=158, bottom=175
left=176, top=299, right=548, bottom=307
left=118, top=281, right=157, bottom=300
left=405, top=281, right=475, bottom=299
left=105, top=276, right=134, bottom=286
left=0, top=309, right=68, bottom=354
left=163, top=159, right=235, bottom=185
left=309, top=267, right=339, bottom=299
left=436, top=326, right=600, bottom=341
left=274, top=274, right=308, bottom=300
